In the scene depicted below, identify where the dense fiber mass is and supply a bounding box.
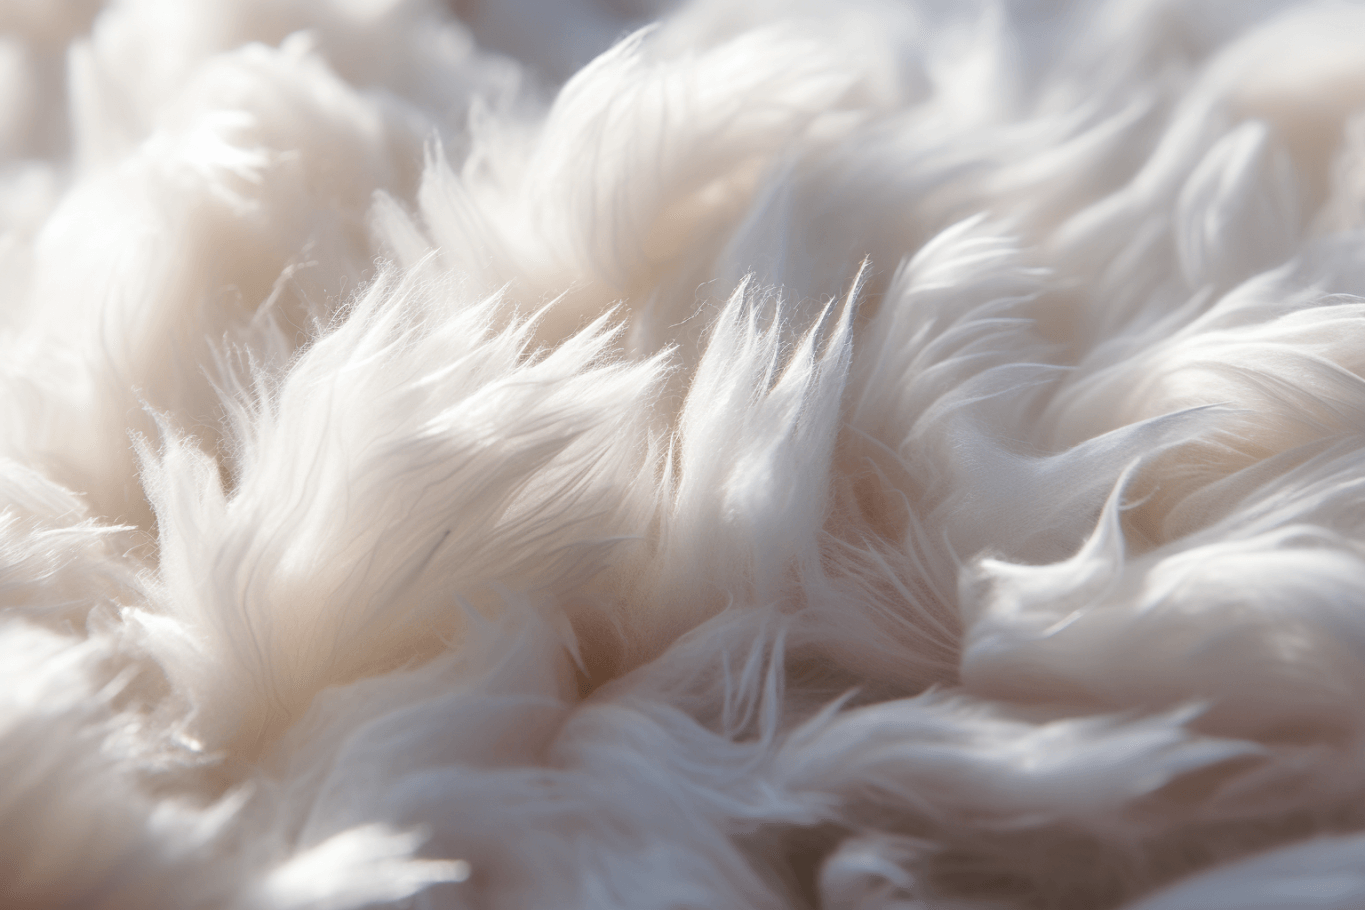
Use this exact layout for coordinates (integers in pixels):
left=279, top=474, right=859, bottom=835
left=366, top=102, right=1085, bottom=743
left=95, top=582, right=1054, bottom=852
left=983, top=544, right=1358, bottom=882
left=5, top=0, right=1365, bottom=907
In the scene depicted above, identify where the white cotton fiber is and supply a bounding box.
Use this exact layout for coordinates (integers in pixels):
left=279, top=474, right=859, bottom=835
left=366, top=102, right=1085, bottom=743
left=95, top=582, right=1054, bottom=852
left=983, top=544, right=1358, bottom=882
left=7, top=1, right=1365, bottom=908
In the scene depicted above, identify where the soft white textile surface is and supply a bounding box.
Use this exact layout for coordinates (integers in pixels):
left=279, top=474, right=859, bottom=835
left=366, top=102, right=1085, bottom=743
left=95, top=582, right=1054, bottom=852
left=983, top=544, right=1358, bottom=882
left=4, top=0, right=1365, bottom=907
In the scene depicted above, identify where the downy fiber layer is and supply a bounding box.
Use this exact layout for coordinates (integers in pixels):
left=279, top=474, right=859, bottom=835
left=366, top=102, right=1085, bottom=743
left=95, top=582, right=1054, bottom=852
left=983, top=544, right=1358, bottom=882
left=5, top=0, right=1365, bottom=907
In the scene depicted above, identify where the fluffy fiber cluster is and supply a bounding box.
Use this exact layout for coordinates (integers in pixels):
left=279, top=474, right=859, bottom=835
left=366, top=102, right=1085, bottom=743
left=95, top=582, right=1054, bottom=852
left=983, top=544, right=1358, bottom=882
left=6, top=0, right=1365, bottom=907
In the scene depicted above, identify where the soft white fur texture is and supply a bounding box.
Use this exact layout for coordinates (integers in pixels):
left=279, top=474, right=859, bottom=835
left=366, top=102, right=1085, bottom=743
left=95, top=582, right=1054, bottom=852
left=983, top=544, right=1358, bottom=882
left=5, top=0, right=1365, bottom=907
